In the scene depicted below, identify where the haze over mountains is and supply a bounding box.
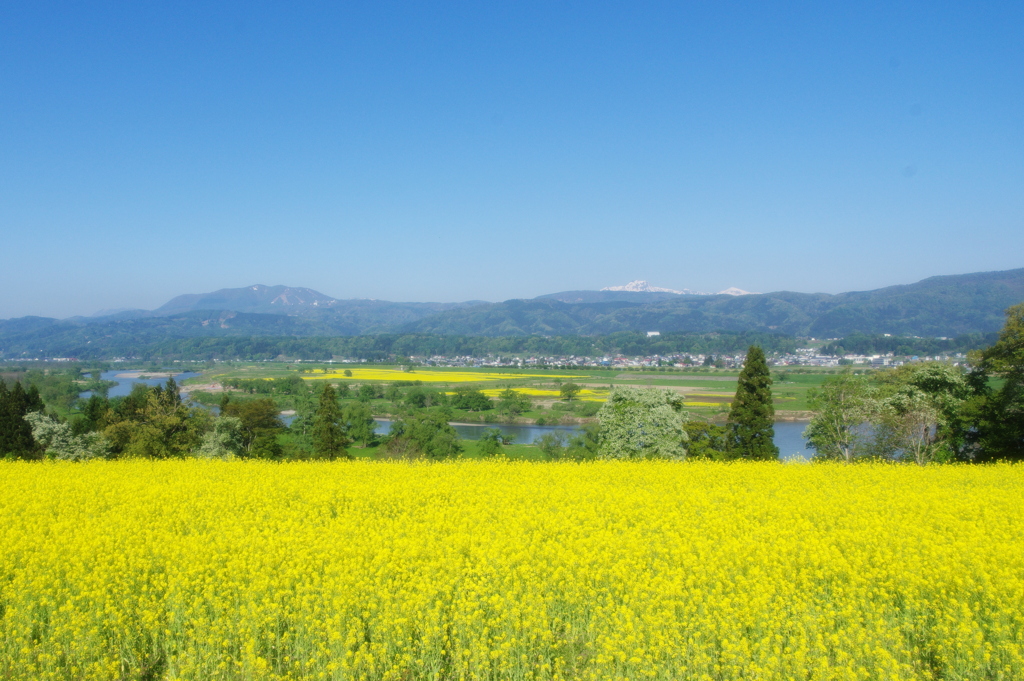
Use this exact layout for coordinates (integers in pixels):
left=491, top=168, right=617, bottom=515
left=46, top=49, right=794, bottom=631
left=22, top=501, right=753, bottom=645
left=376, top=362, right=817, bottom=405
left=1, top=269, right=1023, bottom=358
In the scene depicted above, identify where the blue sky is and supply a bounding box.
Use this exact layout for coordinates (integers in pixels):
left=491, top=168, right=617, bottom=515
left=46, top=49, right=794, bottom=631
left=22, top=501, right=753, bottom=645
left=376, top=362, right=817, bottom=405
left=1, top=2, right=1022, bottom=318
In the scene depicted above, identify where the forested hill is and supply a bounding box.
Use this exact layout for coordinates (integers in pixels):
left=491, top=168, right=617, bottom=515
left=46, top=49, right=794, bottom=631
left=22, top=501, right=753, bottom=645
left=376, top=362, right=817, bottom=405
left=402, top=268, right=1024, bottom=337
left=0, top=269, right=1022, bottom=358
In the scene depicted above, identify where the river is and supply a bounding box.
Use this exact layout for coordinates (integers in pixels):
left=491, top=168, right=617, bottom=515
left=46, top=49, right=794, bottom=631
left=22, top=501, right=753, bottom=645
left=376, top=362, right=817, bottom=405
left=80, top=370, right=203, bottom=399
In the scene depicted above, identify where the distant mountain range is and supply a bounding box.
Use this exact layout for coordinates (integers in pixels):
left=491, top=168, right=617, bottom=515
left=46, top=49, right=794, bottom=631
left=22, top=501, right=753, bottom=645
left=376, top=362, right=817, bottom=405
left=2, top=269, right=1023, bottom=358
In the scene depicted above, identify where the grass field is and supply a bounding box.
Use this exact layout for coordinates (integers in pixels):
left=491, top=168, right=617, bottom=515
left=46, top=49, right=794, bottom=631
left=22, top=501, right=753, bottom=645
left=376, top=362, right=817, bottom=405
left=2, top=461, right=1022, bottom=680
left=186, top=364, right=836, bottom=419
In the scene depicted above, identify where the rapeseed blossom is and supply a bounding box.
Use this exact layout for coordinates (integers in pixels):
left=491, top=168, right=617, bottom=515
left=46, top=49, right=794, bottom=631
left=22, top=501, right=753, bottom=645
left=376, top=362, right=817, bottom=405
left=1, top=461, right=1021, bottom=680
left=303, top=369, right=584, bottom=383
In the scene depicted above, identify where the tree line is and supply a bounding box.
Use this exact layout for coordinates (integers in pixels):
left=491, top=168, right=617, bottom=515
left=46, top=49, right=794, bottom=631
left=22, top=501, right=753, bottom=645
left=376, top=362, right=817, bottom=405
left=17, top=330, right=800, bottom=361
left=820, top=332, right=996, bottom=358
left=805, top=304, right=1024, bottom=462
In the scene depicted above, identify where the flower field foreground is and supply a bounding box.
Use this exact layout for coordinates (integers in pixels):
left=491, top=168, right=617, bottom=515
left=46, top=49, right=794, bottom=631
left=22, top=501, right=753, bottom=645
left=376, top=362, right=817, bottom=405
left=1, top=462, right=1023, bottom=681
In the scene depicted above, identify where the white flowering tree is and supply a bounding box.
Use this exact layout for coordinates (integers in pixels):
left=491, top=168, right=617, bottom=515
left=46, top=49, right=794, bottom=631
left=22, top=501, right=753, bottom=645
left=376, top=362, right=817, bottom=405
left=24, top=412, right=108, bottom=461
left=196, top=416, right=245, bottom=459
left=597, top=386, right=688, bottom=460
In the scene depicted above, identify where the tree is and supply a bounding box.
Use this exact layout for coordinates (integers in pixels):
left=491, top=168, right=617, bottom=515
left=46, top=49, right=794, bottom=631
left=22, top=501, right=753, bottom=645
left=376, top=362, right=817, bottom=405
left=871, top=362, right=972, bottom=464
left=343, top=400, right=376, bottom=448
left=965, top=303, right=1024, bottom=461
left=197, top=416, right=244, bottom=459
left=382, top=411, right=462, bottom=460
left=537, top=425, right=601, bottom=461
left=596, top=386, right=688, bottom=459
left=74, top=394, right=110, bottom=434
left=496, top=388, right=532, bottom=418
left=0, top=381, right=45, bottom=459
left=104, top=383, right=211, bottom=459
left=726, top=346, right=779, bottom=460
left=451, top=387, right=492, bottom=411
left=311, top=384, right=350, bottom=460
left=478, top=428, right=505, bottom=457
left=536, top=431, right=569, bottom=460
left=804, top=372, right=874, bottom=462
left=683, top=421, right=729, bottom=460
left=222, top=398, right=284, bottom=458
left=560, top=383, right=582, bottom=401
left=24, top=412, right=108, bottom=461
left=872, top=390, right=942, bottom=465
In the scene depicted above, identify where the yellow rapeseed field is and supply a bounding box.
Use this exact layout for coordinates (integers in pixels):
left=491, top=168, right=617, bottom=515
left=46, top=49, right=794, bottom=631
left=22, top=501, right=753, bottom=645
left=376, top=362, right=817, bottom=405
left=475, top=387, right=607, bottom=402
left=302, top=369, right=584, bottom=383
left=1, top=461, right=1022, bottom=680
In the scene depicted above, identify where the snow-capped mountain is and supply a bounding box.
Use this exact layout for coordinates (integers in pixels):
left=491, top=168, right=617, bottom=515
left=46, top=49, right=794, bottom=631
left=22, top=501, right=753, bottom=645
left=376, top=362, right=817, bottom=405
left=600, top=280, right=756, bottom=296
left=601, top=280, right=691, bottom=294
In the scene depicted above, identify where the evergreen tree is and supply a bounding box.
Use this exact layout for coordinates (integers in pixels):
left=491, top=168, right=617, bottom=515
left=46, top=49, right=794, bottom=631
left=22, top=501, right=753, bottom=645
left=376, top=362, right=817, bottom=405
left=312, top=384, right=350, bottom=460
left=0, top=381, right=44, bottom=459
left=727, top=346, right=779, bottom=460
left=162, top=377, right=181, bottom=407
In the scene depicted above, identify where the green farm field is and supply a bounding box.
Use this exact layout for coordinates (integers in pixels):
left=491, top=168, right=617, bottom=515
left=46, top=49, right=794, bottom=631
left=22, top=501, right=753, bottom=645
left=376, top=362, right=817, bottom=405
left=183, top=364, right=844, bottom=420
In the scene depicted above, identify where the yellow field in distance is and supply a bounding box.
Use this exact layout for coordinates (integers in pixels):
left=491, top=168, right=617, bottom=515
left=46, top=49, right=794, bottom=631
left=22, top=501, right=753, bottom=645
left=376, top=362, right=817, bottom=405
left=302, top=368, right=586, bottom=383
left=476, top=387, right=608, bottom=401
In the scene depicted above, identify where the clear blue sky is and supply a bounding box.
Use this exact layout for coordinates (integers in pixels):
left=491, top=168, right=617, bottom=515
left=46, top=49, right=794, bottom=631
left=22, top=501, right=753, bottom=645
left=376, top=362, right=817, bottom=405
left=1, top=2, right=1022, bottom=318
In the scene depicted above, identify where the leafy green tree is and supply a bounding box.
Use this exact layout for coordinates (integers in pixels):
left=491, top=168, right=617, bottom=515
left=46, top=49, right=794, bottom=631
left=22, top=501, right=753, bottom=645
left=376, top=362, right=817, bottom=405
left=0, top=381, right=45, bottom=459
left=478, top=428, right=505, bottom=457
left=538, top=426, right=600, bottom=461
left=382, top=411, right=462, bottom=460
left=871, top=362, right=971, bottom=464
left=804, top=372, right=874, bottom=462
left=343, top=401, right=377, bottom=448
left=451, top=387, right=492, bottom=411
left=726, top=346, right=779, bottom=460
left=683, top=421, right=729, bottom=460
left=496, top=388, right=532, bottom=417
left=405, top=387, right=428, bottom=408
left=597, top=386, right=688, bottom=459
left=560, top=382, right=582, bottom=401
left=536, top=431, right=569, bottom=459
left=104, top=382, right=211, bottom=459
left=312, top=384, right=350, bottom=460
left=357, top=384, right=378, bottom=402
left=965, top=303, right=1024, bottom=461
left=222, top=398, right=284, bottom=459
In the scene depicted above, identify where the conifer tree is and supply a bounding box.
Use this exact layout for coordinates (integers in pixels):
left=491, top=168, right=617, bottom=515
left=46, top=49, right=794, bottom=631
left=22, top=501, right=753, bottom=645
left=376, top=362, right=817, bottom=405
left=312, top=384, right=350, bottom=460
left=727, top=346, right=779, bottom=460
left=0, top=381, right=44, bottom=459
